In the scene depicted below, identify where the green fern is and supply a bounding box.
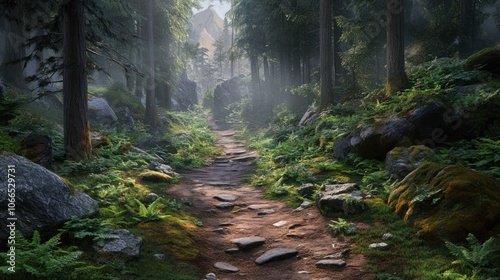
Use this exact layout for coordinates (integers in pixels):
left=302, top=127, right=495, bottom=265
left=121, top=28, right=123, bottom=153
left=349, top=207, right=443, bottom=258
left=62, top=217, right=118, bottom=247
left=328, top=218, right=357, bottom=236
left=445, top=233, right=499, bottom=278
left=0, top=231, right=82, bottom=278
left=127, top=198, right=164, bottom=222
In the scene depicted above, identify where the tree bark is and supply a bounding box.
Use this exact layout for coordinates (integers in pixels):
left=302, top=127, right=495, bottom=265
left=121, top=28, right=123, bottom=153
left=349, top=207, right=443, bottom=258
left=459, top=0, right=474, bottom=57
left=249, top=53, right=261, bottom=109
left=320, top=0, right=333, bottom=110
left=2, top=1, right=25, bottom=89
left=134, top=16, right=143, bottom=98
left=386, top=0, right=408, bottom=96
left=62, top=0, right=91, bottom=160
left=333, top=0, right=344, bottom=87
left=144, top=0, right=161, bottom=128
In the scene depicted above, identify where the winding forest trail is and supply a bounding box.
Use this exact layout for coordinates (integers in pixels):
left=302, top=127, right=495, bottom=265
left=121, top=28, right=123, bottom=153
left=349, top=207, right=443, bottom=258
left=167, top=122, right=373, bottom=280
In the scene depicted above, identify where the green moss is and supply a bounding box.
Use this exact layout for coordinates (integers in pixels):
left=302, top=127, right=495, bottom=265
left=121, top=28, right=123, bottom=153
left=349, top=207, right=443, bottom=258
left=0, top=128, right=20, bottom=152
left=464, top=47, right=500, bottom=74
left=388, top=163, right=500, bottom=242
left=138, top=171, right=173, bottom=183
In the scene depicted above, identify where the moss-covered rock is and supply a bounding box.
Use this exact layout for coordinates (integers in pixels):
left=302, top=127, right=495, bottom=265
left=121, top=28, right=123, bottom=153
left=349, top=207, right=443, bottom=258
left=138, top=171, right=173, bottom=183
left=464, top=46, right=500, bottom=75
left=388, top=162, right=500, bottom=242
left=384, top=145, right=435, bottom=180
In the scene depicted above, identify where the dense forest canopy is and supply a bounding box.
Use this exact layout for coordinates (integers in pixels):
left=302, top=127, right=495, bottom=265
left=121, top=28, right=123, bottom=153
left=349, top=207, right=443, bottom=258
left=1, top=0, right=500, bottom=279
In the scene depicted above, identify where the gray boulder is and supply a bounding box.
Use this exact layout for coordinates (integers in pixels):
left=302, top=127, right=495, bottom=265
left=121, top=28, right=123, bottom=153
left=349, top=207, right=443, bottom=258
left=213, top=75, right=248, bottom=120
left=298, top=105, right=320, bottom=128
left=384, top=145, right=435, bottom=180
left=296, top=183, right=315, bottom=197
left=334, top=117, right=414, bottom=160
left=35, top=94, right=63, bottom=111
left=94, top=229, right=142, bottom=258
left=173, top=74, right=198, bottom=111
left=148, top=161, right=178, bottom=177
left=88, top=96, right=118, bottom=126
left=0, top=152, right=98, bottom=242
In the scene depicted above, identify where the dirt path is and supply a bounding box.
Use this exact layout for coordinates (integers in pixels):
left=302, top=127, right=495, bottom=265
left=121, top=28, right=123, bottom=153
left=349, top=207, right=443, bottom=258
left=167, top=124, right=373, bottom=280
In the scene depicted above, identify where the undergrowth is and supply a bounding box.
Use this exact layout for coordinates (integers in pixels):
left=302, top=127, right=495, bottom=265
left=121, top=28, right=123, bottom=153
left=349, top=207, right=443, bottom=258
left=0, top=83, right=216, bottom=279
left=233, top=56, right=500, bottom=279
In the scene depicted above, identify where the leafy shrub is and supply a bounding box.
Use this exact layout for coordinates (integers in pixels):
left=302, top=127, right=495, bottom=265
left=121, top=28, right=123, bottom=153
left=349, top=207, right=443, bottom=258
left=126, top=198, right=165, bottom=222
left=437, top=138, right=500, bottom=179
left=409, top=58, right=487, bottom=90
left=0, top=231, right=100, bottom=279
left=0, top=91, right=27, bottom=124
left=0, top=128, right=20, bottom=152
left=328, top=218, right=357, bottom=236
left=62, top=217, right=118, bottom=247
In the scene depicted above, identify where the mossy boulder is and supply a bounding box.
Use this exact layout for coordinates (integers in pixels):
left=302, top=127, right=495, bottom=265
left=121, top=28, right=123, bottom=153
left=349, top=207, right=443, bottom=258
left=388, top=162, right=500, bottom=242
left=384, top=145, right=435, bottom=180
left=333, top=117, right=414, bottom=160
left=464, top=46, right=500, bottom=75
left=138, top=171, right=172, bottom=183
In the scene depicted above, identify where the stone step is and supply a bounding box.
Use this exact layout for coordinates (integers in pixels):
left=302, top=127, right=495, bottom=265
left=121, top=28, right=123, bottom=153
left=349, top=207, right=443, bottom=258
left=255, top=248, right=299, bottom=265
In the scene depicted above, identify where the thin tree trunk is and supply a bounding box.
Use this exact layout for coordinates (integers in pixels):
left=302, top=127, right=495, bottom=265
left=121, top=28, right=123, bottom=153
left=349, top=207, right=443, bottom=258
left=386, top=0, right=408, bottom=96
left=459, top=0, right=474, bottom=57
left=63, top=0, right=91, bottom=160
left=250, top=53, right=261, bottom=109
left=2, top=1, right=25, bottom=89
left=320, top=0, right=333, bottom=110
left=135, top=15, right=143, bottom=98
left=144, top=0, right=160, bottom=128
left=333, top=0, right=344, bottom=87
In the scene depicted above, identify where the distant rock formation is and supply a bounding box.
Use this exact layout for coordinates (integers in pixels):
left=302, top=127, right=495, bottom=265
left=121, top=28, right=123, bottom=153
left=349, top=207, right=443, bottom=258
left=189, top=7, right=224, bottom=58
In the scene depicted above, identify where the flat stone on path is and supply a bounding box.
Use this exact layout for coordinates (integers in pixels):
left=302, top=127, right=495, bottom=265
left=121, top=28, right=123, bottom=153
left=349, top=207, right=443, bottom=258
left=225, top=248, right=239, bottom=254
left=214, top=194, right=238, bottom=202
left=258, top=209, right=275, bottom=215
left=273, top=221, right=288, bottom=227
left=315, top=259, right=347, bottom=268
left=248, top=204, right=272, bottom=210
left=214, top=262, right=239, bottom=273
left=216, top=202, right=234, bottom=210
left=231, top=236, right=265, bottom=250
left=255, top=248, right=299, bottom=265
left=232, top=154, right=258, bottom=162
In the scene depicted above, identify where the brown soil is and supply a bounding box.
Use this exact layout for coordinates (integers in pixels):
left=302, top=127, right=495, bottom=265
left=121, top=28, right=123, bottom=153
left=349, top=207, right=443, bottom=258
left=167, top=124, right=374, bottom=280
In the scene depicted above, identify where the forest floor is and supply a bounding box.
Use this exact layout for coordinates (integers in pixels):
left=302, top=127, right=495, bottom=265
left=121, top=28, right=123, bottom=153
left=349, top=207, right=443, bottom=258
left=167, top=121, right=374, bottom=280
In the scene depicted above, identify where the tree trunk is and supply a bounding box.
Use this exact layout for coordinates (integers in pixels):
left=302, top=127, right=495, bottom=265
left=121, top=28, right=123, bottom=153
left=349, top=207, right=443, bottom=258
left=135, top=15, right=143, bottom=98
left=319, top=0, right=333, bottom=110
left=144, top=0, right=160, bottom=128
left=2, top=1, right=25, bottom=89
left=249, top=53, right=261, bottom=109
left=333, top=0, right=344, bottom=87
left=386, top=0, right=408, bottom=96
left=459, top=0, right=474, bottom=57
left=62, top=0, right=91, bottom=160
